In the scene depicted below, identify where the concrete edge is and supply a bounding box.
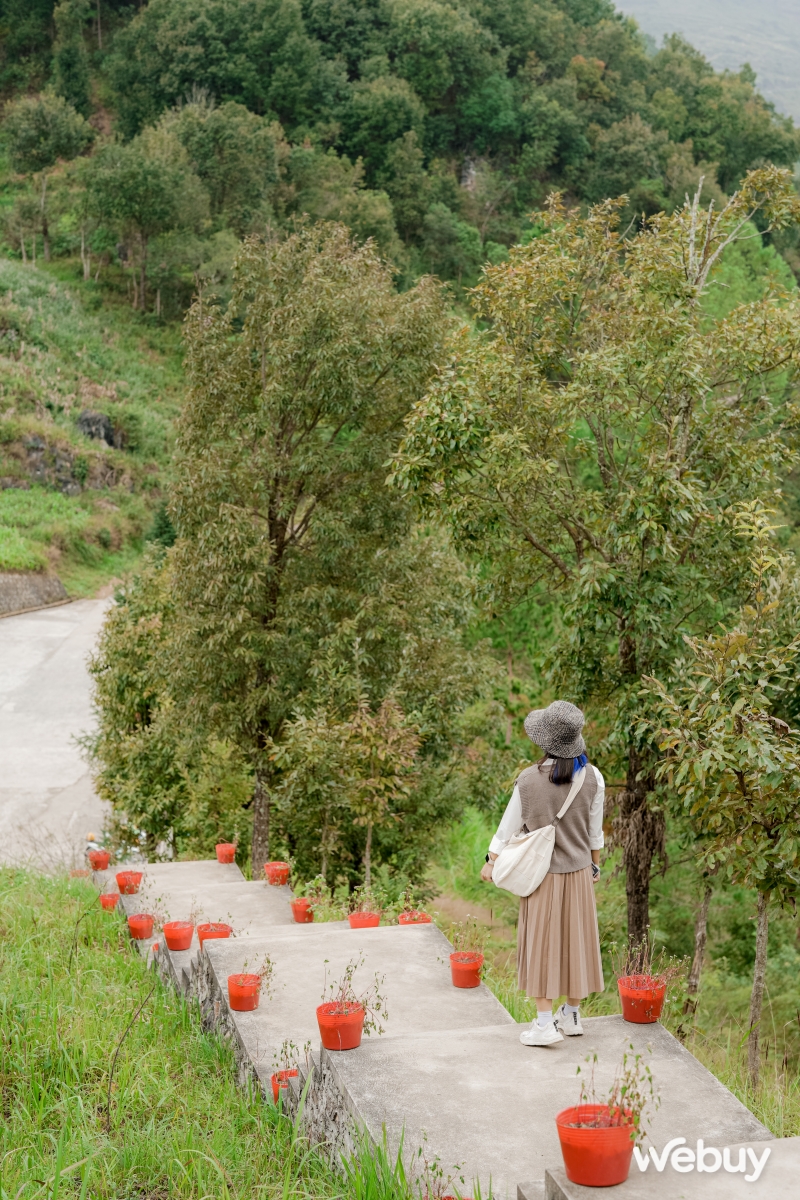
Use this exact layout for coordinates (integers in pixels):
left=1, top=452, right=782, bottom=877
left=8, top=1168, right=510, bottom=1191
left=0, top=596, right=73, bottom=620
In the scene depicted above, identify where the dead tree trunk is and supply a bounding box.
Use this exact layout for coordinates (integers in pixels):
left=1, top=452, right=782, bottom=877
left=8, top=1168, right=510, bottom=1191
left=684, top=884, right=712, bottom=1015
left=748, top=890, right=770, bottom=1089
left=251, top=770, right=270, bottom=879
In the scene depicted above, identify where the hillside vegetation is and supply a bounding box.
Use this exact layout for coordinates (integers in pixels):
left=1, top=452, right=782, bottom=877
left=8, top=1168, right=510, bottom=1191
left=0, top=258, right=181, bottom=591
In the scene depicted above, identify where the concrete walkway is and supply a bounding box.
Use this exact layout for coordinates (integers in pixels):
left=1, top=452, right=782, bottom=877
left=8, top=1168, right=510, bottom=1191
left=93, top=858, right=799, bottom=1199
left=0, top=599, right=109, bottom=867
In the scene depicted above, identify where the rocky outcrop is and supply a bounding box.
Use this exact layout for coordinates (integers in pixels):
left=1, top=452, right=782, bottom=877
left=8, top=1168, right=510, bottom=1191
left=0, top=571, right=68, bottom=616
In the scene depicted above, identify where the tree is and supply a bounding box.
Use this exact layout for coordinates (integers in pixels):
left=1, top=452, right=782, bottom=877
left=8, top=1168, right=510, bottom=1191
left=3, top=90, right=93, bottom=261
left=106, top=0, right=347, bottom=138
left=644, top=507, right=800, bottom=1086
left=52, top=0, right=91, bottom=117
left=390, top=168, right=800, bottom=943
left=338, top=75, right=426, bottom=183
left=160, top=95, right=282, bottom=235
left=82, top=128, right=208, bottom=309
left=165, top=224, right=446, bottom=876
left=345, top=695, right=420, bottom=887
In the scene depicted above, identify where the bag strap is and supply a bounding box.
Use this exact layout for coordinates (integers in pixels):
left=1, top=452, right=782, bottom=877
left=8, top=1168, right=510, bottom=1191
left=552, top=766, right=587, bottom=825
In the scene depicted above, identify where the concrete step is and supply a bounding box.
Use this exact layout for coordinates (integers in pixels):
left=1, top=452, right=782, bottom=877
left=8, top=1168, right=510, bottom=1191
left=199, top=923, right=513, bottom=1090
left=94, top=858, right=246, bottom=892
left=536, top=1135, right=800, bottom=1199
left=323, top=1015, right=771, bottom=1200
left=150, top=880, right=297, bottom=992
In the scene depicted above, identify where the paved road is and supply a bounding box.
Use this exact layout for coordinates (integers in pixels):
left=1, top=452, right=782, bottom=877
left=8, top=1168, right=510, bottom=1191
left=0, top=599, right=110, bottom=868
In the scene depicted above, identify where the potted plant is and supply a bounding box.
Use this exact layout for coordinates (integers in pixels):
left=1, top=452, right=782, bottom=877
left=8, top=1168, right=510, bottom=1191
left=348, top=886, right=382, bottom=929
left=88, top=849, right=110, bottom=871
left=264, top=861, right=290, bottom=886
left=127, top=913, right=155, bottom=940
left=100, top=893, right=119, bottom=911
left=116, top=870, right=143, bottom=895
left=294, top=875, right=348, bottom=923
left=555, top=1045, right=659, bottom=1187
left=316, top=953, right=388, bottom=1050
left=227, top=954, right=274, bottom=1012
left=270, top=1038, right=311, bottom=1105
left=162, top=920, right=194, bottom=951
left=215, top=842, right=237, bottom=864
left=395, top=887, right=432, bottom=925
left=448, top=917, right=488, bottom=989
left=613, top=938, right=685, bottom=1024
left=291, top=896, right=314, bottom=923
left=197, top=921, right=233, bottom=947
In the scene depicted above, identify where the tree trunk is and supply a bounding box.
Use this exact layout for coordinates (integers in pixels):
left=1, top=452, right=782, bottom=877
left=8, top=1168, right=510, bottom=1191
left=684, top=885, right=712, bottom=1014
left=139, top=234, right=147, bottom=311
left=364, top=821, right=373, bottom=889
left=747, top=890, right=770, bottom=1089
left=40, top=175, right=50, bottom=262
left=615, top=747, right=665, bottom=945
left=20, top=237, right=26, bottom=265
left=81, top=229, right=91, bottom=281
left=97, top=0, right=102, bottom=49
left=251, top=770, right=270, bottom=879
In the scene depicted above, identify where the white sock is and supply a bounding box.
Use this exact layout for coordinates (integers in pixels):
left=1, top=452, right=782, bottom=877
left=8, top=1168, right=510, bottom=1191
left=566, top=1003, right=580, bottom=1014
left=536, top=1009, right=553, bottom=1028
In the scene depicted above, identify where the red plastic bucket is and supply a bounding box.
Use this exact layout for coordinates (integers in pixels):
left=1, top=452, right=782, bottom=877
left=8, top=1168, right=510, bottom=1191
left=197, top=922, right=232, bottom=947
left=116, top=870, right=143, bottom=895
left=215, top=843, right=236, bottom=864
left=128, top=913, right=154, bottom=940
left=618, top=975, right=666, bottom=1023
left=398, top=911, right=432, bottom=924
left=228, top=973, right=261, bottom=1011
left=88, top=850, right=110, bottom=871
left=264, top=861, right=290, bottom=886
left=291, top=898, right=314, bottom=923
left=316, top=1002, right=365, bottom=1050
left=348, top=912, right=380, bottom=928
left=99, top=893, right=119, bottom=911
left=556, top=1105, right=635, bottom=1186
left=450, top=952, right=483, bottom=988
left=271, top=1068, right=299, bottom=1103
left=163, top=921, right=194, bottom=951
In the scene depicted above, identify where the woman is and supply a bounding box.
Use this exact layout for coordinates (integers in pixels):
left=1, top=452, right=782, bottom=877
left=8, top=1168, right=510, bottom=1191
left=481, top=700, right=605, bottom=1046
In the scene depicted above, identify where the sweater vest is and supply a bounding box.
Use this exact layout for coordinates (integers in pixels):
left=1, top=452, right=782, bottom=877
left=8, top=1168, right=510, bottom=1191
left=516, top=762, right=598, bottom=874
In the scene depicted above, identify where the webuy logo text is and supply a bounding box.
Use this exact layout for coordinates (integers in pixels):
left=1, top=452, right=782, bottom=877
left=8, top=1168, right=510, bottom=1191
left=634, top=1139, right=770, bottom=1182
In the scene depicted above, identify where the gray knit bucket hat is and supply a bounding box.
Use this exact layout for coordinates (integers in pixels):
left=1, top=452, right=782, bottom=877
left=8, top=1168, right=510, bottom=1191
left=524, top=700, right=586, bottom=758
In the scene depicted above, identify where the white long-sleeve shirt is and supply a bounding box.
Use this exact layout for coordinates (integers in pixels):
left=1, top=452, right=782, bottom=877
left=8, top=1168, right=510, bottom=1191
left=488, top=763, right=605, bottom=857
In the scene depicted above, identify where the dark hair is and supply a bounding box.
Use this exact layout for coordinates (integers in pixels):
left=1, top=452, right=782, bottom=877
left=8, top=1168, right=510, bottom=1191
left=537, top=753, right=588, bottom=784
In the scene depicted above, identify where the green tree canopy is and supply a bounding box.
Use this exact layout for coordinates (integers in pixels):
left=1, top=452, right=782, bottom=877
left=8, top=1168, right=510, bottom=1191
left=390, top=167, right=800, bottom=942
left=82, top=127, right=209, bottom=308
left=3, top=89, right=93, bottom=260
left=164, top=223, right=446, bottom=873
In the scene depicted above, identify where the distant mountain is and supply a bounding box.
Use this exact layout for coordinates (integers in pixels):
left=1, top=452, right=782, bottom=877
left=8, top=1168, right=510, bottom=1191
left=621, top=0, right=800, bottom=122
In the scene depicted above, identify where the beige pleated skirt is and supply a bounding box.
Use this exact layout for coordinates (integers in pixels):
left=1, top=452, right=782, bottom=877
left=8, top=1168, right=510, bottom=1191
left=517, top=866, right=604, bottom=1000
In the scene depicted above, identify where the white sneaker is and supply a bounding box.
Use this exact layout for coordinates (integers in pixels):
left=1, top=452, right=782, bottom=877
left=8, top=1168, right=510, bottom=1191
left=519, top=1021, right=563, bottom=1046
left=555, top=1003, right=583, bottom=1036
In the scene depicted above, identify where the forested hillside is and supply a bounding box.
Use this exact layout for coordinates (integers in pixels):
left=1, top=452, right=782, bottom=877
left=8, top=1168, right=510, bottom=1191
left=1, top=0, right=798, bottom=314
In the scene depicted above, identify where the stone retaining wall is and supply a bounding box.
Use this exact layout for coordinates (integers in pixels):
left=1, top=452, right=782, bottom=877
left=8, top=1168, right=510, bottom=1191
left=0, top=572, right=67, bottom=616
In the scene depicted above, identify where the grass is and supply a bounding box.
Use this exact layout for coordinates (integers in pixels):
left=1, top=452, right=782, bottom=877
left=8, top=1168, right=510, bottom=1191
left=0, top=869, right=346, bottom=1200
left=0, top=256, right=184, bottom=590
left=0, top=870, right=483, bottom=1200
left=434, top=805, right=800, bottom=1138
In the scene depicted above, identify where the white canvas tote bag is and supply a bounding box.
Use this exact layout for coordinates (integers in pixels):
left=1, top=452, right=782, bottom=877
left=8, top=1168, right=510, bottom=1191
left=492, top=767, right=586, bottom=898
